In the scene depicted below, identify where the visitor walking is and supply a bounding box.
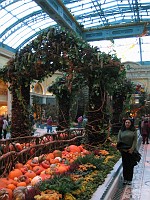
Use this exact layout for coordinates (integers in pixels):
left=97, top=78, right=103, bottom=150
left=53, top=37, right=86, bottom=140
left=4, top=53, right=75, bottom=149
left=117, top=118, right=137, bottom=185
left=47, top=116, right=53, bottom=133
left=141, top=117, right=149, bottom=144
left=82, top=115, right=88, bottom=128
left=2, top=117, right=8, bottom=139
left=138, top=115, right=145, bottom=135
left=77, top=116, right=83, bottom=128
left=0, top=115, right=4, bottom=139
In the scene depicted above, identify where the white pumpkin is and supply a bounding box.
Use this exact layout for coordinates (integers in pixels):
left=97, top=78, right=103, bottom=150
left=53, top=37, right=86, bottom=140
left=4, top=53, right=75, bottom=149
left=31, top=176, right=42, bottom=186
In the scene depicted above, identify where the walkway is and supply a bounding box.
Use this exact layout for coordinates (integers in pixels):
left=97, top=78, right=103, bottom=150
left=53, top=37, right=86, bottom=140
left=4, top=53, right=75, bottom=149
left=5, top=126, right=57, bottom=139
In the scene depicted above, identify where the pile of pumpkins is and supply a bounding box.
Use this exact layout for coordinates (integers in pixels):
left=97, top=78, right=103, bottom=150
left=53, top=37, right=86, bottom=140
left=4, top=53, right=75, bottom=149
left=0, top=144, right=90, bottom=200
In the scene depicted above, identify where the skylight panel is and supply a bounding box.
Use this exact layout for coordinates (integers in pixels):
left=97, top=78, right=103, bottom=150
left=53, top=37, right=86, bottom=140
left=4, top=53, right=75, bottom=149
left=3, top=26, right=29, bottom=44
left=7, top=4, right=40, bottom=18
left=0, top=12, right=14, bottom=27
left=16, top=8, right=41, bottom=19
left=142, top=16, right=150, bottom=19
left=68, top=2, right=92, bottom=12
left=71, top=7, right=96, bottom=16
left=31, top=20, right=56, bottom=30
left=1, top=17, right=17, bottom=31
left=0, top=9, right=8, bottom=18
left=66, top=0, right=92, bottom=9
left=101, top=1, right=117, bottom=9
left=6, top=1, right=28, bottom=11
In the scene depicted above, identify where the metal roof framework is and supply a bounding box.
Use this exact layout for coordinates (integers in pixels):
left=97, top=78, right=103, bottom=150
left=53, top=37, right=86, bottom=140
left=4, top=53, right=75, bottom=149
left=0, top=0, right=150, bottom=63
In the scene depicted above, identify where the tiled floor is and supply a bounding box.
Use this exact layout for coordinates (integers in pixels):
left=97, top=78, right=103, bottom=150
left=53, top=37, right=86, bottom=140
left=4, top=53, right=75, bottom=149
left=115, top=142, right=150, bottom=200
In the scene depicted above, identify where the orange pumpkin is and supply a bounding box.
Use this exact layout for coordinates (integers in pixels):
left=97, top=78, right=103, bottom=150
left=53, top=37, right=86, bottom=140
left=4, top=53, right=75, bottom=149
left=39, top=173, right=51, bottom=181
left=0, top=181, right=7, bottom=189
left=30, top=159, right=39, bottom=167
left=32, top=166, right=44, bottom=175
left=15, top=162, right=24, bottom=169
left=15, top=143, right=23, bottom=151
left=46, top=153, right=54, bottom=161
left=0, top=178, right=17, bottom=186
left=24, top=170, right=36, bottom=179
left=17, top=182, right=27, bottom=187
left=41, top=160, right=50, bottom=169
left=8, top=169, right=23, bottom=179
left=24, top=163, right=32, bottom=170
left=7, top=183, right=16, bottom=191
left=20, top=166, right=28, bottom=174
left=53, top=150, right=62, bottom=158
left=57, top=165, right=68, bottom=174
left=66, top=145, right=81, bottom=153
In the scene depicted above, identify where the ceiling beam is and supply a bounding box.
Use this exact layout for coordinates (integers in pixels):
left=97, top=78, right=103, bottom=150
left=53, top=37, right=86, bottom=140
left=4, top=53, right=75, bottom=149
left=83, top=22, right=150, bottom=41
left=34, top=0, right=83, bottom=36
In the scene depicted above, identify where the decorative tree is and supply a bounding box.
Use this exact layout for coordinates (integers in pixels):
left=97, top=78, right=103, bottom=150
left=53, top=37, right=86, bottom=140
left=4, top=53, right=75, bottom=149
left=81, top=51, right=123, bottom=144
left=0, top=27, right=125, bottom=142
left=48, top=76, right=71, bottom=130
left=0, top=28, right=90, bottom=137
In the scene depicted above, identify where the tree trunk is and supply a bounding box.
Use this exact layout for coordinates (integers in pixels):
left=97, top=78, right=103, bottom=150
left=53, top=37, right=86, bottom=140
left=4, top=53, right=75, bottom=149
left=86, top=78, right=108, bottom=144
left=57, top=91, right=71, bottom=130
left=111, top=93, right=124, bottom=134
left=11, top=82, right=31, bottom=138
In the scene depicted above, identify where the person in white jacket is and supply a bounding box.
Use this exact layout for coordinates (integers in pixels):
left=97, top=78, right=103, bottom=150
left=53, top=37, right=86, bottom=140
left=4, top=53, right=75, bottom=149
left=3, top=117, right=8, bottom=139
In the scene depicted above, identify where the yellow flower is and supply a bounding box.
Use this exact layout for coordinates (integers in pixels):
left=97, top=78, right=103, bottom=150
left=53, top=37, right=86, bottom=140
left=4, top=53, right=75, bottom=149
left=104, top=155, right=114, bottom=163
left=64, top=193, right=76, bottom=200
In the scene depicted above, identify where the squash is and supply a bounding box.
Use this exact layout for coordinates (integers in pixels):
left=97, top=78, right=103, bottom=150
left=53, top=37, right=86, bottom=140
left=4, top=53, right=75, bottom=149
left=53, top=150, right=62, bottom=158
left=24, top=170, right=36, bottom=179
left=15, top=143, right=23, bottom=151
left=65, top=145, right=81, bottom=153
left=8, top=169, right=23, bottom=180
left=41, top=160, right=50, bottom=169
left=46, top=153, right=54, bottom=161
left=13, top=186, right=26, bottom=200
left=39, top=173, right=51, bottom=181
left=31, top=176, right=42, bottom=186
left=32, top=166, right=44, bottom=175
left=15, top=162, right=24, bottom=169
left=7, top=184, right=16, bottom=191
left=0, top=188, right=10, bottom=200
left=18, top=175, right=30, bottom=184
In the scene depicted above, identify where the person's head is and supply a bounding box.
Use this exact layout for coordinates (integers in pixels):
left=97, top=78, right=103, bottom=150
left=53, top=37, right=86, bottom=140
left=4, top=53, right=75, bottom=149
left=121, top=118, right=135, bottom=131
left=142, top=115, right=145, bottom=120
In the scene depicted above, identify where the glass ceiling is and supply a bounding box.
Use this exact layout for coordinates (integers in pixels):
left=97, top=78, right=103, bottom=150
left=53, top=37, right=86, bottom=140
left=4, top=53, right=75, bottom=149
left=0, top=0, right=150, bottom=63
left=0, top=0, right=57, bottom=49
left=63, top=0, right=150, bottom=29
